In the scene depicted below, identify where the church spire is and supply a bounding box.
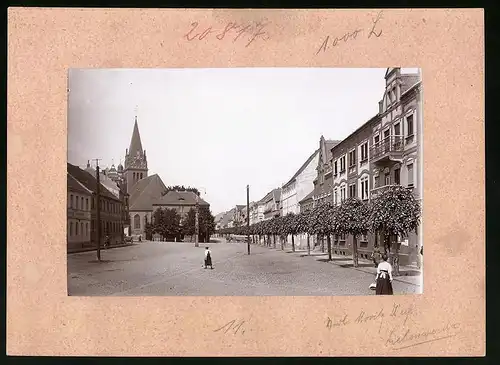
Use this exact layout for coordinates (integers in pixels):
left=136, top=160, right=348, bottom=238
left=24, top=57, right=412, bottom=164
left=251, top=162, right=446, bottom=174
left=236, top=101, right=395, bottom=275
left=128, top=114, right=144, bottom=158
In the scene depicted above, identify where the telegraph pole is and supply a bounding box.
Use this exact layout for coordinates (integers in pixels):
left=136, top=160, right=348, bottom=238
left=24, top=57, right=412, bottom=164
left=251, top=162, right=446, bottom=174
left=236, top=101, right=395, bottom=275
left=94, top=159, right=102, bottom=261
left=247, top=185, right=250, bottom=255
left=195, top=193, right=200, bottom=247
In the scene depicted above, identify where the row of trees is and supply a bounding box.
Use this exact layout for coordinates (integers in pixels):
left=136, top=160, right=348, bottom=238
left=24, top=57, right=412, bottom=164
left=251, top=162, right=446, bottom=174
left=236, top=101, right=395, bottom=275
left=144, top=206, right=216, bottom=243
left=161, top=185, right=200, bottom=196
left=217, top=185, right=421, bottom=275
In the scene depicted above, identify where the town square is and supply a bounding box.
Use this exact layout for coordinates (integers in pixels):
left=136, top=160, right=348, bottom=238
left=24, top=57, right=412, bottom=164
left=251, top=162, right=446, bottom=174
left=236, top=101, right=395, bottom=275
left=67, top=67, right=423, bottom=296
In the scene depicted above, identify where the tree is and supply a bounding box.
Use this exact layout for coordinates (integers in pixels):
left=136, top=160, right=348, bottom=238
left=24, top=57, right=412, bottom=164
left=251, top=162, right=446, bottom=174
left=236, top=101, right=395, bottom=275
left=199, top=206, right=216, bottom=242
left=162, top=208, right=182, bottom=240
left=283, top=213, right=300, bottom=252
left=370, top=185, right=421, bottom=275
left=296, top=210, right=312, bottom=255
left=144, top=221, right=153, bottom=241
left=334, top=197, right=371, bottom=267
left=162, top=185, right=200, bottom=196
left=182, top=208, right=196, bottom=237
left=306, top=202, right=330, bottom=258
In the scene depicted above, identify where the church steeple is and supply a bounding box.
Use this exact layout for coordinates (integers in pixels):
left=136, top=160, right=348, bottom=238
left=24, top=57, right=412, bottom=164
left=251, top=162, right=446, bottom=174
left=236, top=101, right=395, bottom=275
left=123, top=113, right=148, bottom=193
left=128, top=115, right=144, bottom=159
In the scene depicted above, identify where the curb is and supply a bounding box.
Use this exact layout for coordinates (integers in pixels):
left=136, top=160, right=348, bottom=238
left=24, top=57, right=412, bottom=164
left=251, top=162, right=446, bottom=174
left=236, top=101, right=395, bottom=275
left=67, top=243, right=137, bottom=254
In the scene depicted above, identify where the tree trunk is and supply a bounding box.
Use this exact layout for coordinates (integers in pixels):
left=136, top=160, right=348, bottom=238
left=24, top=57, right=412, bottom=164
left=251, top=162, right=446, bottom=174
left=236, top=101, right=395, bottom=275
left=352, top=235, right=359, bottom=268
left=327, top=235, right=332, bottom=261
left=292, top=235, right=295, bottom=252
left=307, top=234, right=311, bottom=256
left=392, top=239, right=400, bottom=276
left=273, top=235, right=276, bottom=249
left=321, top=235, right=325, bottom=253
left=281, top=236, right=284, bottom=250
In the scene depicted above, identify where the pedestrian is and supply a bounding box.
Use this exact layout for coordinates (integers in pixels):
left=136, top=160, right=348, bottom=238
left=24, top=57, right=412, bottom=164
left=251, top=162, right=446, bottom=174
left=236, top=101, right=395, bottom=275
left=204, top=246, right=213, bottom=269
left=375, top=253, right=393, bottom=295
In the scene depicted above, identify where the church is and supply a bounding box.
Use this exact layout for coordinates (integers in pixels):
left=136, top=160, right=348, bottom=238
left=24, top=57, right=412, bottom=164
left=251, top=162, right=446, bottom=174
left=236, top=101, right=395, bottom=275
left=105, top=115, right=210, bottom=240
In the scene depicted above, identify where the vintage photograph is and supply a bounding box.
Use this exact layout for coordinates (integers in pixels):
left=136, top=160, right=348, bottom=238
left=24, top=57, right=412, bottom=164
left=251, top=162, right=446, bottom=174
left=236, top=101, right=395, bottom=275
left=67, top=67, right=423, bottom=296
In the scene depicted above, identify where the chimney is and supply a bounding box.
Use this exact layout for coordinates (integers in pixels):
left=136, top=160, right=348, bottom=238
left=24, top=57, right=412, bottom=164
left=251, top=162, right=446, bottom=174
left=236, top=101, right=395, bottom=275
left=87, top=160, right=90, bottom=168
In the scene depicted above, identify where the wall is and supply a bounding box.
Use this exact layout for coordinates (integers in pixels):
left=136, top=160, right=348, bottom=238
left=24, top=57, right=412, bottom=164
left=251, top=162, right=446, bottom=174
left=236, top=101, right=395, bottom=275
left=67, top=190, right=92, bottom=249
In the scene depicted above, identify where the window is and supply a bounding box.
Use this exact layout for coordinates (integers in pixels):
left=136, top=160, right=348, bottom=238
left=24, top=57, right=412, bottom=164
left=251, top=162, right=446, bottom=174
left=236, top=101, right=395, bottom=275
left=86, top=198, right=89, bottom=211
left=384, top=172, right=390, bottom=186
left=394, top=168, right=401, bottom=185
left=70, top=194, right=73, bottom=208
left=394, top=122, right=401, bottom=137
left=360, top=142, right=368, bottom=162
left=81, top=222, right=84, bottom=236
left=406, top=114, right=414, bottom=136
left=340, top=186, right=346, bottom=201
left=92, top=197, right=95, bottom=209
left=334, top=189, right=338, bottom=204
left=340, top=156, right=346, bottom=172
left=374, top=134, right=380, bottom=147
left=374, top=175, right=380, bottom=189
left=348, top=149, right=356, bottom=167
left=361, top=177, right=369, bottom=200
left=360, top=234, right=368, bottom=242
left=81, top=197, right=84, bottom=210
left=86, top=223, right=89, bottom=236
left=75, top=222, right=79, bottom=235
left=134, top=214, right=141, bottom=229
left=333, top=160, right=338, bottom=175
left=349, top=184, right=356, bottom=198
left=407, top=163, right=414, bottom=187
left=69, top=222, right=73, bottom=236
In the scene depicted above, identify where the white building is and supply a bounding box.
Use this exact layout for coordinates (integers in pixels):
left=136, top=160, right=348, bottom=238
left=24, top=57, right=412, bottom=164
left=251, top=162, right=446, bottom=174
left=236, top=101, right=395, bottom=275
left=281, top=149, right=320, bottom=248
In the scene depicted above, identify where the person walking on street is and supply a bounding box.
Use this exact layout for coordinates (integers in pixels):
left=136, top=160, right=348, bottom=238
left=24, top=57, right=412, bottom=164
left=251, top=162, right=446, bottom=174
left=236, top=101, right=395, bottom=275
left=375, top=253, right=393, bottom=295
left=204, top=247, right=213, bottom=269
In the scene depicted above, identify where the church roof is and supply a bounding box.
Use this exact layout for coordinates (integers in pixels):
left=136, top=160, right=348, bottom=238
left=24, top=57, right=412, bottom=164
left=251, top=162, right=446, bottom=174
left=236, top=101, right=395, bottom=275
left=153, top=190, right=210, bottom=207
left=128, top=174, right=168, bottom=211
left=128, top=116, right=144, bottom=157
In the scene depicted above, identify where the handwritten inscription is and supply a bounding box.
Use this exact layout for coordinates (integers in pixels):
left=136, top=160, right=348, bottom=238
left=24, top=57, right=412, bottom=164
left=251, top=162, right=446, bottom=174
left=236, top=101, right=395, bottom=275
left=385, top=322, right=461, bottom=350
left=315, top=10, right=384, bottom=55
left=184, top=21, right=271, bottom=48
left=325, top=303, right=460, bottom=351
left=214, top=318, right=248, bottom=335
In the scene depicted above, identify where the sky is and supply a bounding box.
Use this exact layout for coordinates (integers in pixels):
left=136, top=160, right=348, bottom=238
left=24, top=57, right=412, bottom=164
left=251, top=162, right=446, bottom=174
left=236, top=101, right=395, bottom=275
left=67, top=67, right=414, bottom=215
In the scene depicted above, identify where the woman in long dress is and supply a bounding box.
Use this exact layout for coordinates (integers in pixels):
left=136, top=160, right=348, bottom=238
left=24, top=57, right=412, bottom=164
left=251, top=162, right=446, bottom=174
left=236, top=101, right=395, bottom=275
left=375, top=253, right=393, bottom=295
left=204, top=247, right=213, bottom=269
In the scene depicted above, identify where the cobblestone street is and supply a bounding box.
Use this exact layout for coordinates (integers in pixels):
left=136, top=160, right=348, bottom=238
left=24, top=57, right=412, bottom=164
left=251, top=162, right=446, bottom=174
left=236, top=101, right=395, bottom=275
left=68, top=240, right=421, bottom=296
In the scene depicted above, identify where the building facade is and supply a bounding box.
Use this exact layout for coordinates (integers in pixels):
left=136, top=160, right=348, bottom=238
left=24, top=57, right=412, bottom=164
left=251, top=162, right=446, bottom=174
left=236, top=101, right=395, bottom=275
left=330, top=67, right=422, bottom=265
left=281, top=149, right=319, bottom=248
left=312, top=136, right=341, bottom=207
left=67, top=173, right=92, bottom=251
left=262, top=188, right=281, bottom=221
left=67, top=163, right=125, bottom=250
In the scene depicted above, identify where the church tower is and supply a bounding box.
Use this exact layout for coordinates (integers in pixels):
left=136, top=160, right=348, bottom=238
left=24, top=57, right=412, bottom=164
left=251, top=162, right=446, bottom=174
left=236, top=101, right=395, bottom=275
left=123, top=115, right=148, bottom=194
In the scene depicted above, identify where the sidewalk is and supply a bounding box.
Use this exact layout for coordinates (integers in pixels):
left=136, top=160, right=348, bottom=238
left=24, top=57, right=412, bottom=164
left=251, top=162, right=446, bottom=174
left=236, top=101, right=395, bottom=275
left=67, top=242, right=137, bottom=254
left=262, top=244, right=422, bottom=286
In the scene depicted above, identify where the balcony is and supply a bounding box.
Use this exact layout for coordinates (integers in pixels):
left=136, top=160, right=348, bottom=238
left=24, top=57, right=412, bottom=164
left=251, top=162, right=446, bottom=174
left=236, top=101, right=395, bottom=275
left=371, top=184, right=415, bottom=198
left=370, top=135, right=404, bottom=164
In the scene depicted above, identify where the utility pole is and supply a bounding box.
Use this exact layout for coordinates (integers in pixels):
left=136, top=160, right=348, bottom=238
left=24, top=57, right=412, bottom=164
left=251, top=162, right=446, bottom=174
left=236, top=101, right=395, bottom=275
left=195, top=193, right=199, bottom=247
left=94, top=159, right=102, bottom=261
left=247, top=185, right=250, bottom=255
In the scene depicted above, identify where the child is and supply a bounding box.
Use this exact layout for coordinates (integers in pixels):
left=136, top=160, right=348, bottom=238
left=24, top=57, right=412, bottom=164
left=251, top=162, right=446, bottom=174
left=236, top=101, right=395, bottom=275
left=204, top=247, right=213, bottom=269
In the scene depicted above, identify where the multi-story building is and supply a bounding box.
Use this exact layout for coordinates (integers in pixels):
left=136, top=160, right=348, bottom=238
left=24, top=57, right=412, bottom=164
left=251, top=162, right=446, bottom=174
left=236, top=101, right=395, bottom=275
left=261, top=188, right=281, bottom=221
left=67, top=173, right=93, bottom=251
left=281, top=149, right=319, bottom=248
left=330, top=67, right=422, bottom=265
left=281, top=149, right=319, bottom=216
left=68, top=163, right=125, bottom=250
left=312, top=136, right=341, bottom=207
left=249, top=202, right=259, bottom=226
